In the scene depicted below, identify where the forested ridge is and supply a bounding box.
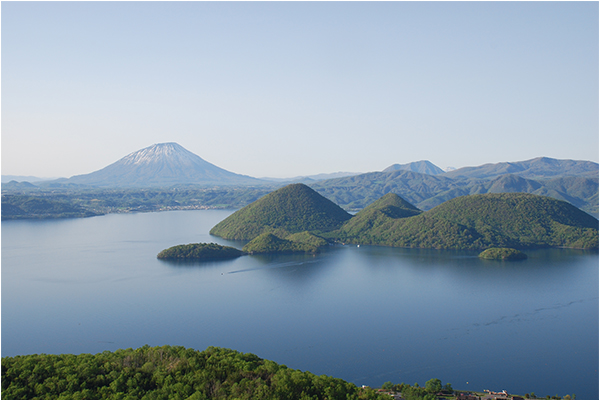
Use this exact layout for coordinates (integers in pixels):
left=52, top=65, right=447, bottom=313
left=209, top=186, right=598, bottom=251
left=1, top=187, right=274, bottom=220
left=310, top=171, right=599, bottom=215
left=335, top=193, right=598, bottom=250
left=1, top=195, right=101, bottom=220
left=1, top=346, right=388, bottom=400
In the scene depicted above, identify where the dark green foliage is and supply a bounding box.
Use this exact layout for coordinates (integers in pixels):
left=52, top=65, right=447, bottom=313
left=424, top=378, right=442, bottom=393
left=242, top=232, right=328, bottom=254
left=479, top=247, right=528, bottom=260
left=157, top=243, right=243, bottom=260
left=1, top=345, right=387, bottom=400
left=359, top=193, right=422, bottom=216
left=210, top=184, right=352, bottom=240
left=337, top=193, right=422, bottom=239
left=398, top=383, right=437, bottom=400
left=385, top=380, right=454, bottom=400
left=337, top=193, right=598, bottom=250
left=286, top=231, right=329, bottom=248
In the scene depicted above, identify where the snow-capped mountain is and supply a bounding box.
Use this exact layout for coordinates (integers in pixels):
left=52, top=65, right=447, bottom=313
left=58, top=143, right=263, bottom=187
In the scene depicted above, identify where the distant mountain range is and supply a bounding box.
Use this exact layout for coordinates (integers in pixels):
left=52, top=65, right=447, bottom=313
left=260, top=171, right=362, bottom=183
left=1, top=175, right=61, bottom=183
left=443, top=157, right=598, bottom=180
left=310, top=166, right=599, bottom=215
left=2, top=142, right=598, bottom=216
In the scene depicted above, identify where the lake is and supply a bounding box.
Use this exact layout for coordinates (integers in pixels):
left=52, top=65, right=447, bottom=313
left=2, top=210, right=598, bottom=399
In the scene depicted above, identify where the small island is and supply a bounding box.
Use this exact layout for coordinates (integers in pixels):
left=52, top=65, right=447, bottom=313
left=479, top=247, right=528, bottom=261
left=157, top=243, right=243, bottom=261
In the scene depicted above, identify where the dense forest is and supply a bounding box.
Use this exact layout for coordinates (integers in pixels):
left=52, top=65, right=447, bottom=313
left=210, top=187, right=598, bottom=251
left=1, top=346, right=389, bottom=400
left=478, top=247, right=528, bottom=260
left=210, top=184, right=351, bottom=241
left=334, top=193, right=598, bottom=250
left=242, top=231, right=328, bottom=254
left=2, top=345, right=572, bottom=400
left=157, top=243, right=243, bottom=260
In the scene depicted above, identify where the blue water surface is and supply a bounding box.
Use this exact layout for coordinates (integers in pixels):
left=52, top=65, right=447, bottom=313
left=2, top=210, right=598, bottom=399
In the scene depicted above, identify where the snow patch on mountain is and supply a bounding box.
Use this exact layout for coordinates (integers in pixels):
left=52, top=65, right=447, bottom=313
left=121, top=143, right=198, bottom=166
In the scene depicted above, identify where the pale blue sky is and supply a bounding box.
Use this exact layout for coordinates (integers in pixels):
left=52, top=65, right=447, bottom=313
left=2, top=2, right=598, bottom=178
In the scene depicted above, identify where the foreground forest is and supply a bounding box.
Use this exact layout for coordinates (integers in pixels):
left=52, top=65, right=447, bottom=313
left=1, top=346, right=576, bottom=400
left=1, top=346, right=389, bottom=400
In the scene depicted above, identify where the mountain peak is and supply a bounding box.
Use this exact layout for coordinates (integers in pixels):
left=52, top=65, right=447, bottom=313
left=210, top=183, right=352, bottom=240
left=120, top=143, right=197, bottom=166
left=61, top=142, right=262, bottom=187
left=383, top=160, right=444, bottom=175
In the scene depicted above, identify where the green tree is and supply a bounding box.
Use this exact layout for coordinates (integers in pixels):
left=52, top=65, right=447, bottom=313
left=425, top=378, right=442, bottom=393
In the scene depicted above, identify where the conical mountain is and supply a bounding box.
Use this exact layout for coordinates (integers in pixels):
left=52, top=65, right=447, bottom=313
left=383, top=160, right=444, bottom=175
left=360, top=193, right=421, bottom=215
left=60, top=142, right=262, bottom=187
left=338, top=193, right=421, bottom=238
left=210, top=183, right=352, bottom=240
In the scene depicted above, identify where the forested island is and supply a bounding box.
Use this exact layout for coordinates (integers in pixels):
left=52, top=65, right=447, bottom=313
left=210, top=184, right=598, bottom=252
left=157, top=243, right=244, bottom=261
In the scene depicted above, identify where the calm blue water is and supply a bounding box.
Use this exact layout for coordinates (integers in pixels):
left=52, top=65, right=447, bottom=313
left=2, top=210, right=598, bottom=399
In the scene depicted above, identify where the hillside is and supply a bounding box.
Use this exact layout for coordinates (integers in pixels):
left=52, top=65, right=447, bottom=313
left=242, top=231, right=328, bottom=254
left=338, top=193, right=422, bottom=238
left=310, top=166, right=598, bottom=215
left=210, top=184, right=352, bottom=240
left=383, top=160, right=444, bottom=175
left=336, top=193, right=598, bottom=250
left=1, top=345, right=387, bottom=400
left=1, top=195, right=101, bottom=220
left=49, top=143, right=263, bottom=187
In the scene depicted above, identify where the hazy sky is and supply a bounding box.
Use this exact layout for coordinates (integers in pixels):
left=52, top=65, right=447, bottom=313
left=2, top=2, right=598, bottom=178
